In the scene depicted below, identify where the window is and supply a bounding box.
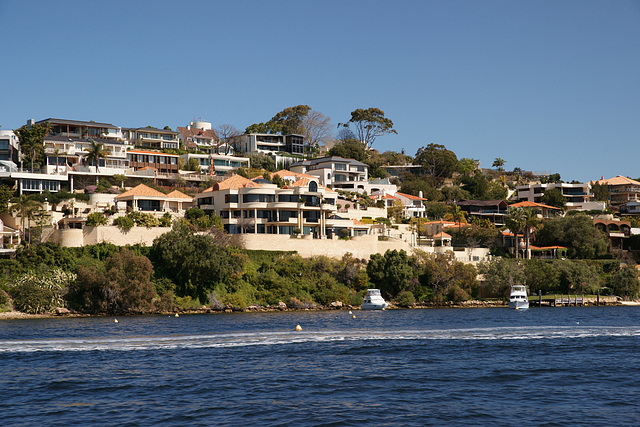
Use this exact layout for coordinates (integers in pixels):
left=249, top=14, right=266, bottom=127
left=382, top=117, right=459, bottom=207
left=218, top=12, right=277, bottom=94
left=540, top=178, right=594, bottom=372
left=242, top=194, right=275, bottom=203
left=225, top=194, right=239, bottom=203
left=335, top=164, right=346, bottom=170
left=309, top=181, right=318, bottom=192
left=159, top=157, right=166, bottom=164
left=170, top=158, right=177, bottom=164
left=148, top=155, right=155, bottom=163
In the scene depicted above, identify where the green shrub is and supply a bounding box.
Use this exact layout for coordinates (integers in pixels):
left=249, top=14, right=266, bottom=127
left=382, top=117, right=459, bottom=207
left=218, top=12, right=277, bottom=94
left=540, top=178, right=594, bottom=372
left=86, top=212, right=107, bottom=226
left=113, top=216, right=134, bottom=232
left=395, top=290, right=416, bottom=307
left=9, top=269, right=76, bottom=314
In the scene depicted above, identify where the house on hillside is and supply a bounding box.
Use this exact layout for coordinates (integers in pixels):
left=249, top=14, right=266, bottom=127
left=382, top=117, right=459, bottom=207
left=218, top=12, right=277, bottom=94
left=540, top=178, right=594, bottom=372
left=509, top=201, right=562, bottom=218
left=590, top=175, right=640, bottom=209
left=456, top=199, right=508, bottom=227
left=122, top=127, right=179, bottom=150
left=195, top=174, right=369, bottom=238
left=115, top=184, right=194, bottom=214
left=515, top=182, right=604, bottom=211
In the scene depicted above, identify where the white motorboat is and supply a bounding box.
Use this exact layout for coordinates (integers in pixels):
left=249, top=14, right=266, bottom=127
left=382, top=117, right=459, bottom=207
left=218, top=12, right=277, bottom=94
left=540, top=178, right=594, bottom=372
left=509, top=285, right=529, bottom=309
left=361, top=289, right=389, bottom=310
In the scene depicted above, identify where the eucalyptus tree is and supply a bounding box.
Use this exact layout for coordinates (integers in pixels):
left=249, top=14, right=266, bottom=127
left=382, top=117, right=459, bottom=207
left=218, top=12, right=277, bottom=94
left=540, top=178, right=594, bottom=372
left=338, top=108, right=396, bottom=148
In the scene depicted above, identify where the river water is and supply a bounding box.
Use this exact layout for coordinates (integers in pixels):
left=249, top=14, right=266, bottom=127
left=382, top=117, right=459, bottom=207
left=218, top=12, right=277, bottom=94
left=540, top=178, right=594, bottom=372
left=2, top=307, right=640, bottom=426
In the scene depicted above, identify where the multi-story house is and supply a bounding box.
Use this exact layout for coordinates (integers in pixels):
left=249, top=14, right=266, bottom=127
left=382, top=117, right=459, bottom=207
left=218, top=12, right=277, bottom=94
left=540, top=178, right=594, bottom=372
left=177, top=120, right=229, bottom=154
left=123, top=126, right=180, bottom=150
left=370, top=190, right=428, bottom=218
left=238, top=133, right=304, bottom=155
left=0, top=130, right=20, bottom=166
left=456, top=199, right=509, bottom=227
left=590, top=175, right=640, bottom=208
left=515, top=182, right=604, bottom=211
left=127, top=150, right=179, bottom=174
left=179, top=153, right=250, bottom=176
left=195, top=174, right=368, bottom=238
left=290, top=156, right=397, bottom=194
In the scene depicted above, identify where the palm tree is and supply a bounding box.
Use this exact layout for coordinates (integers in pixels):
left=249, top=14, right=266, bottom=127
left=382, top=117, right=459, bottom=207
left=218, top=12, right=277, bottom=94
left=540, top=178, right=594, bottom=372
left=521, top=208, right=542, bottom=259
left=493, top=157, right=506, bottom=172
left=505, top=207, right=527, bottom=258
left=85, top=139, right=111, bottom=173
left=446, top=204, right=468, bottom=230
left=9, top=195, right=43, bottom=245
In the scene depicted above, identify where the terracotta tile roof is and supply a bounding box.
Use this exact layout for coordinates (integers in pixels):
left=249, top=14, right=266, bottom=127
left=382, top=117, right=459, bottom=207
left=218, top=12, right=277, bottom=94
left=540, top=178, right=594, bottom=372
left=203, top=174, right=262, bottom=192
left=352, top=218, right=368, bottom=227
left=591, top=175, right=640, bottom=186
left=395, top=192, right=428, bottom=201
left=529, top=245, right=567, bottom=250
left=273, top=170, right=317, bottom=179
left=166, top=190, right=193, bottom=199
left=371, top=193, right=400, bottom=201
left=433, top=231, right=452, bottom=238
left=510, top=201, right=561, bottom=210
left=116, top=184, right=167, bottom=199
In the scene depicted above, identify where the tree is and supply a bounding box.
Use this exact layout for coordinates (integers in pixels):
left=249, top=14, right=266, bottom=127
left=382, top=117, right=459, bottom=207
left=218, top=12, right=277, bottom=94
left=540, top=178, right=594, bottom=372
left=591, top=183, right=610, bottom=202
left=367, top=249, right=416, bottom=298
left=215, top=124, right=243, bottom=155
left=413, top=143, right=458, bottom=181
left=0, top=184, right=14, bottom=214
left=14, top=122, right=51, bottom=170
left=540, top=188, right=566, bottom=210
left=534, top=214, right=609, bottom=259
left=301, top=110, right=332, bottom=152
left=608, top=267, right=640, bottom=299
left=151, top=222, right=244, bottom=303
left=9, top=195, right=43, bottom=244
left=492, top=157, right=506, bottom=171
left=327, top=139, right=367, bottom=162
left=245, top=105, right=311, bottom=135
left=457, top=158, right=477, bottom=176
left=446, top=204, right=468, bottom=229
left=339, top=108, right=396, bottom=148
left=84, top=139, right=111, bottom=172
left=86, top=212, right=108, bottom=226
left=505, top=207, right=527, bottom=259
left=477, top=258, right=524, bottom=299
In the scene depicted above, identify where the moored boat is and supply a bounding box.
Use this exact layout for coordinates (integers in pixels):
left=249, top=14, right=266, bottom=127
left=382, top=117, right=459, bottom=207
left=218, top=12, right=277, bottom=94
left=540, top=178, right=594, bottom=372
left=509, top=285, right=529, bottom=309
left=361, top=289, right=389, bottom=310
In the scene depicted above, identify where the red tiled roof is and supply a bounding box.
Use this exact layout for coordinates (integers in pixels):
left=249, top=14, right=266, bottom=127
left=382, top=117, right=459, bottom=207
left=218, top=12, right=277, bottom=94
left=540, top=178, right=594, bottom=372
left=510, top=201, right=561, bottom=210
left=116, top=184, right=167, bottom=199
left=166, top=190, right=193, bottom=199
left=395, top=192, right=428, bottom=201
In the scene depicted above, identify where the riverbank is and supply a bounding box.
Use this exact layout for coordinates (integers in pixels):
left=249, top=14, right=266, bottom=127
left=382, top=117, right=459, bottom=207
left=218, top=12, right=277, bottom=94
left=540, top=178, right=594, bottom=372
left=1, top=298, right=628, bottom=320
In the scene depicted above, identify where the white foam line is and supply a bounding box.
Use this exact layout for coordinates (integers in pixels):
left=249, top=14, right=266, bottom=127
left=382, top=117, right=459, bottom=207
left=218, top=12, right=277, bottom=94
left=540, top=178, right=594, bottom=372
left=1, top=326, right=639, bottom=353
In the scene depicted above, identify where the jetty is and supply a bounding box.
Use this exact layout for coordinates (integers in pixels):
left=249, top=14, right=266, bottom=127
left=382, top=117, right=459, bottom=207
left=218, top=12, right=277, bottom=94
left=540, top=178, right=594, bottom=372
left=530, top=290, right=619, bottom=307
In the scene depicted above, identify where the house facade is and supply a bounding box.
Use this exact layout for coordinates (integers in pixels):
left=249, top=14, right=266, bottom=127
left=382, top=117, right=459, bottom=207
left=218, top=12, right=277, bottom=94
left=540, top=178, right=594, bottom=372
left=238, top=133, right=304, bottom=155
left=590, top=175, right=640, bottom=208
left=122, top=127, right=180, bottom=150
left=177, top=120, right=231, bottom=154
left=195, top=174, right=369, bottom=238
left=179, top=153, right=250, bottom=176
left=127, top=150, right=179, bottom=174
left=456, top=199, right=508, bottom=227
left=515, top=182, right=604, bottom=211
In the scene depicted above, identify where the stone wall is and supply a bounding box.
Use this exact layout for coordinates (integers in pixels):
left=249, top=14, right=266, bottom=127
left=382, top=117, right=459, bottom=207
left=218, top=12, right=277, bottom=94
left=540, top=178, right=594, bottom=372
left=48, top=226, right=171, bottom=247
left=235, top=233, right=412, bottom=259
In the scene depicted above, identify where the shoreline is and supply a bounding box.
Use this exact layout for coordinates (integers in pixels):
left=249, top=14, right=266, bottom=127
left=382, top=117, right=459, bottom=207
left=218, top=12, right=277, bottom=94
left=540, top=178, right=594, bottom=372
left=0, top=299, right=627, bottom=320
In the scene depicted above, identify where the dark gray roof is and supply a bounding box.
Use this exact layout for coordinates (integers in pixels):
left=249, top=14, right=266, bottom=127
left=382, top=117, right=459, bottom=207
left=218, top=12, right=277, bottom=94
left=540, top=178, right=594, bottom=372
left=37, top=118, right=117, bottom=128
left=457, top=199, right=508, bottom=207
left=44, top=135, right=127, bottom=145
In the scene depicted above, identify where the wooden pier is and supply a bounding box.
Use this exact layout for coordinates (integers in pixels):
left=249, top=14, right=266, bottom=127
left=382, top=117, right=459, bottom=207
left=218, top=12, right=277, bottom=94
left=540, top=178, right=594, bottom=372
left=531, top=291, right=585, bottom=307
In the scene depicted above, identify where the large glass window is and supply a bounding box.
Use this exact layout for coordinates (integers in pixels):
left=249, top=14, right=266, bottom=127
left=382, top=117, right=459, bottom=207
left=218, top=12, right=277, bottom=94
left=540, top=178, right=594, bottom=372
left=225, top=194, right=239, bottom=203
left=138, top=200, right=161, bottom=211
left=243, top=194, right=275, bottom=203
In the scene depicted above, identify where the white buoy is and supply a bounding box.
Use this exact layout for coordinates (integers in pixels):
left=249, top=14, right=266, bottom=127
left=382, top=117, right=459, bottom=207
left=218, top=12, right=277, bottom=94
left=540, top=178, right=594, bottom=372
left=114, top=319, right=118, bottom=323
left=175, top=313, right=179, bottom=317
left=295, top=324, right=302, bottom=331
left=348, top=310, right=352, bottom=314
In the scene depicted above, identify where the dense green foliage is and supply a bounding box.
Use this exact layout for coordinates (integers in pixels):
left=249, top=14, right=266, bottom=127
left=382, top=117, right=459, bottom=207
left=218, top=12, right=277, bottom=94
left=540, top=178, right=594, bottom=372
left=534, top=214, right=610, bottom=259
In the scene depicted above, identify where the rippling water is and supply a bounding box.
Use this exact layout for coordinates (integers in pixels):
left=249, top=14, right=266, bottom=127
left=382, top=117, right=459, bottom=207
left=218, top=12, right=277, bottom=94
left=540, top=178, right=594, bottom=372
left=2, top=307, right=640, bottom=426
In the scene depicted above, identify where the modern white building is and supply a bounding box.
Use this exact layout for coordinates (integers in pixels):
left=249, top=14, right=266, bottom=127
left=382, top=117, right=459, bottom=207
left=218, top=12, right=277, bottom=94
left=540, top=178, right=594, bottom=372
left=291, top=156, right=397, bottom=194
left=515, top=182, right=605, bottom=211
left=238, top=133, right=304, bottom=155
left=179, top=153, right=250, bottom=176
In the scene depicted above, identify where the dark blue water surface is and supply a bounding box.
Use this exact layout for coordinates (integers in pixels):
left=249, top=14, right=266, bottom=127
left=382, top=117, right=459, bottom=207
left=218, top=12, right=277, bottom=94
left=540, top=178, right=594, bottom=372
left=2, top=307, right=640, bottom=426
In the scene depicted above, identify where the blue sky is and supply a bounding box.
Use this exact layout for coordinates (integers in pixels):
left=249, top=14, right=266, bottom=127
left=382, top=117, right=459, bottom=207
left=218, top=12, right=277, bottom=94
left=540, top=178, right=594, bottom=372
left=1, top=0, right=638, bottom=183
